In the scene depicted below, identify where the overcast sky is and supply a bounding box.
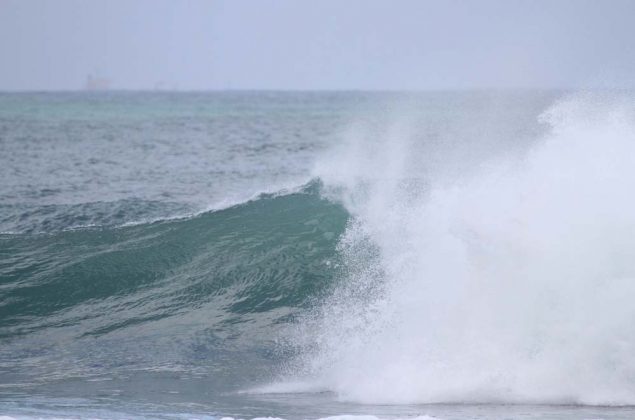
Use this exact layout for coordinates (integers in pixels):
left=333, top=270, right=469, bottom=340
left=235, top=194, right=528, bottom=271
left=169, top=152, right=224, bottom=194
left=1, top=0, right=634, bottom=90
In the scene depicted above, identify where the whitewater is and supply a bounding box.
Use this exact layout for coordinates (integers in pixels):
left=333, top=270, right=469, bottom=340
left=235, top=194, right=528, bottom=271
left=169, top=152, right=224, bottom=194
left=2, top=91, right=635, bottom=419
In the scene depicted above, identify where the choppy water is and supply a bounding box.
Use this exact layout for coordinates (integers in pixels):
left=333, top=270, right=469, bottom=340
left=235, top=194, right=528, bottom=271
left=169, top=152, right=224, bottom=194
left=2, top=91, right=635, bottom=419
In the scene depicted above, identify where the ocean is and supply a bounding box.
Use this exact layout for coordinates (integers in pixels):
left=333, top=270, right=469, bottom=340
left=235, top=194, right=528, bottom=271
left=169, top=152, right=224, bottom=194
left=2, top=91, right=635, bottom=419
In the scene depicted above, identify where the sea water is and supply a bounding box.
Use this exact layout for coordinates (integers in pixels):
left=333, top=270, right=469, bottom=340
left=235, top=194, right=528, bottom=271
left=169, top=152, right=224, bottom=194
left=2, top=91, right=635, bottom=419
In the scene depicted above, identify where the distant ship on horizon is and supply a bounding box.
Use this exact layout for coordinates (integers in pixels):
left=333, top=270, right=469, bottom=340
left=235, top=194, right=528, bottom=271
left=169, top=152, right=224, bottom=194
left=84, top=74, right=111, bottom=91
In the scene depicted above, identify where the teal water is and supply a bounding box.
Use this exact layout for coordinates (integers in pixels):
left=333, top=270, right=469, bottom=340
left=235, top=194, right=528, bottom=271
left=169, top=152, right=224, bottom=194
left=3, top=91, right=635, bottom=419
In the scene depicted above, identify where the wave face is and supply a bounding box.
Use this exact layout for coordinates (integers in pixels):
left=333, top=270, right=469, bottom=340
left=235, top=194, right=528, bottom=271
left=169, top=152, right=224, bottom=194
left=285, top=93, right=635, bottom=405
left=0, top=183, right=348, bottom=390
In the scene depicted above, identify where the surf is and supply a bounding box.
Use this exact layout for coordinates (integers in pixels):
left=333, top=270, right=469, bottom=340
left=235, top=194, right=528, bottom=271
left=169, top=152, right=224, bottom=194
left=282, top=92, right=635, bottom=405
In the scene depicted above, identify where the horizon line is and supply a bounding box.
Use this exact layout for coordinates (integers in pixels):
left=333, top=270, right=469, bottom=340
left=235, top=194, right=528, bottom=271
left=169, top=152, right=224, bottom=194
left=0, top=87, right=598, bottom=94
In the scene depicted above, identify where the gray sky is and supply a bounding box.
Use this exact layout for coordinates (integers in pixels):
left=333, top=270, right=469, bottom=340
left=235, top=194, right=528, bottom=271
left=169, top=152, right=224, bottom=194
left=1, top=0, right=634, bottom=90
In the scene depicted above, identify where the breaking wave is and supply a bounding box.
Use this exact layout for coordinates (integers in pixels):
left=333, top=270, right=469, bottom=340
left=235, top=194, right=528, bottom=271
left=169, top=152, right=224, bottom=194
left=284, top=92, right=635, bottom=406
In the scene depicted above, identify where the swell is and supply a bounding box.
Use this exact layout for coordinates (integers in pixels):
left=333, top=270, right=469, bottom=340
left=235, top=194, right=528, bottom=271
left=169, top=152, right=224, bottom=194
left=0, top=181, right=348, bottom=342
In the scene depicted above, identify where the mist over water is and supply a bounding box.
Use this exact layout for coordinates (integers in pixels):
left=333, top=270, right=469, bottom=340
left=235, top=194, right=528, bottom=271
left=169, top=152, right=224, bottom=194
left=282, top=92, right=635, bottom=405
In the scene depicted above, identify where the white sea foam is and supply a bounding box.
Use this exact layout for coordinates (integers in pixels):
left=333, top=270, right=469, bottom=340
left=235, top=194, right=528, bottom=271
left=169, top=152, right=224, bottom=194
left=0, top=416, right=441, bottom=420
left=287, top=92, right=635, bottom=404
left=220, top=417, right=440, bottom=420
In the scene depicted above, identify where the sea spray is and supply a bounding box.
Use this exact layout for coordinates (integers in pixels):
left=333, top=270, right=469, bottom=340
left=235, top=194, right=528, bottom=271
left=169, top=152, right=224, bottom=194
left=291, top=92, right=635, bottom=404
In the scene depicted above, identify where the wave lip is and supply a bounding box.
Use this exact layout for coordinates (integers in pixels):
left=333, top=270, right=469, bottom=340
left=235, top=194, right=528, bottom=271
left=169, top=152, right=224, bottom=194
left=0, top=178, right=316, bottom=235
